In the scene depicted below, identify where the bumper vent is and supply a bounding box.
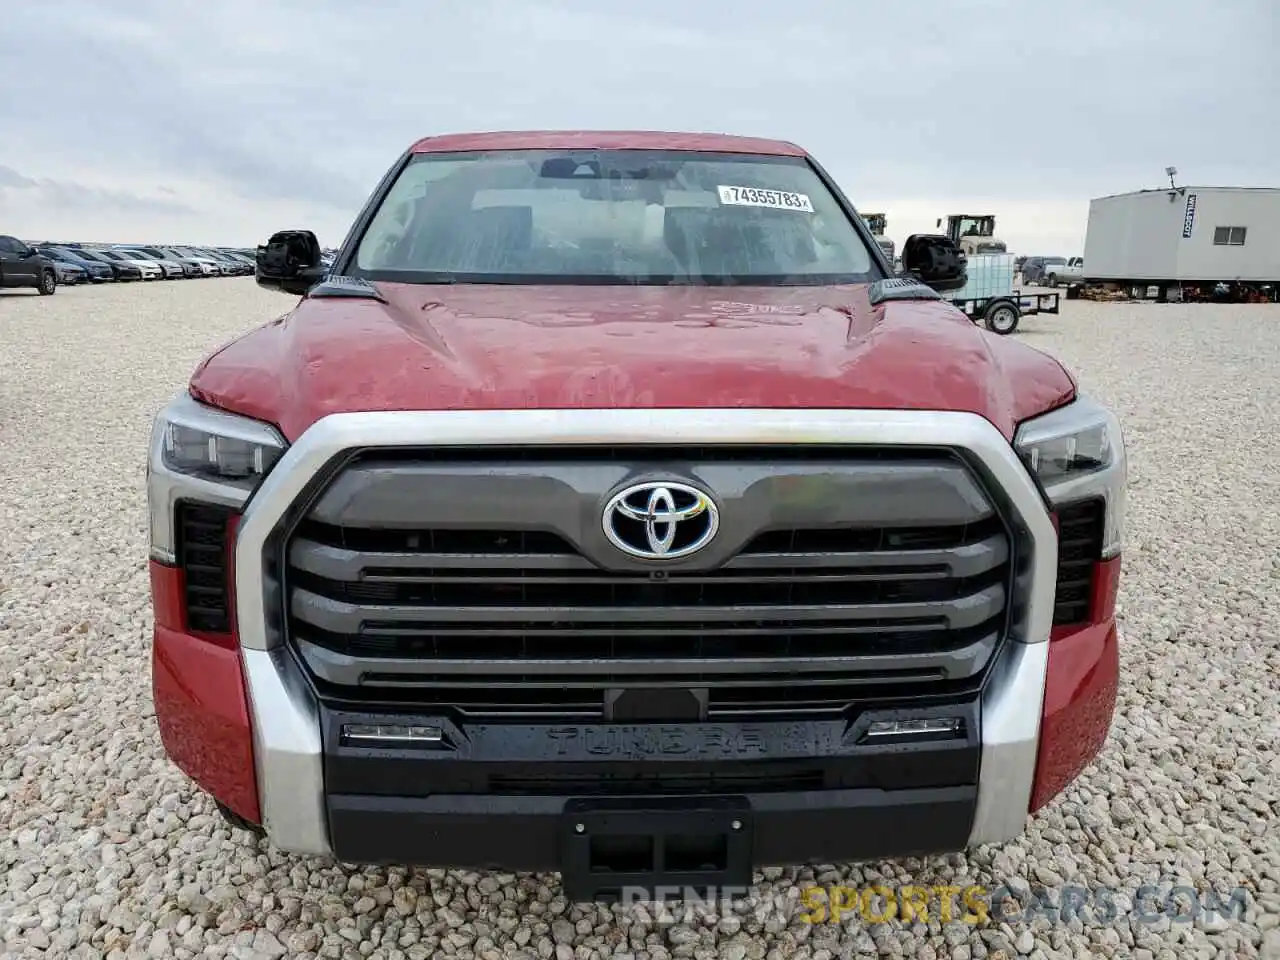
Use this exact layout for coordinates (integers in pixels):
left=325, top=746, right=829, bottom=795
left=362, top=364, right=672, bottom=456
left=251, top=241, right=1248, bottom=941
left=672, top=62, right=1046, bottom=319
left=176, top=501, right=235, bottom=634
left=1052, top=498, right=1104, bottom=625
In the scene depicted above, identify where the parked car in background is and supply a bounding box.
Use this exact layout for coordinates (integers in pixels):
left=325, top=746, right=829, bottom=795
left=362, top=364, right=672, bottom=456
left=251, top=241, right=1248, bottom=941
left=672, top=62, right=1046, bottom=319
left=36, top=245, right=116, bottom=282
left=1044, top=257, right=1084, bottom=287
left=95, top=249, right=164, bottom=280
left=189, top=248, right=244, bottom=275
left=205, top=250, right=254, bottom=275
left=186, top=248, right=238, bottom=275
left=219, top=251, right=256, bottom=273
left=51, top=259, right=89, bottom=285
left=0, top=235, right=58, bottom=294
left=71, top=248, right=145, bottom=281
left=155, top=247, right=221, bottom=276
left=112, top=247, right=188, bottom=279
left=1020, top=256, right=1066, bottom=285
left=124, top=245, right=208, bottom=278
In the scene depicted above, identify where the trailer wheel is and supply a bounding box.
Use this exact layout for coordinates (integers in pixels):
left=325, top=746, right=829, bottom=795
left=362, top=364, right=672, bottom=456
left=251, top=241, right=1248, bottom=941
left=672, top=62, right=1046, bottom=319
left=984, top=301, right=1020, bottom=335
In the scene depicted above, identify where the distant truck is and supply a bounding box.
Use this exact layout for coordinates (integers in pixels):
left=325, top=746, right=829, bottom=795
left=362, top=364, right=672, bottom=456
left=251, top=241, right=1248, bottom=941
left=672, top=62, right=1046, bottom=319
left=0, top=235, right=59, bottom=294
left=1048, top=258, right=1084, bottom=287
left=1023, top=256, right=1083, bottom=287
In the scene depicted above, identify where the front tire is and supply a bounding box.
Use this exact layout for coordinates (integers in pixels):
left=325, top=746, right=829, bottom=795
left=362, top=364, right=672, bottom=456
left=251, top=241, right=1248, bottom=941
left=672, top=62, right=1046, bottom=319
left=984, top=300, right=1020, bottom=335
left=38, top=269, right=57, bottom=295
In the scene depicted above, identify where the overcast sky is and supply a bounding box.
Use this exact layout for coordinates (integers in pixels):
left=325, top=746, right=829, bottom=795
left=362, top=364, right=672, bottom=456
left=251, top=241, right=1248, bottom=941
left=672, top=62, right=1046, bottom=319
left=2, top=0, right=1274, bottom=254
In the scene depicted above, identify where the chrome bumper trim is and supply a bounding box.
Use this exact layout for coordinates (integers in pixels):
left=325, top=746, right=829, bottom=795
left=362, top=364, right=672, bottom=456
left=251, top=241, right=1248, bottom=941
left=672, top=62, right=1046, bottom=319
left=232, top=408, right=1058, bottom=858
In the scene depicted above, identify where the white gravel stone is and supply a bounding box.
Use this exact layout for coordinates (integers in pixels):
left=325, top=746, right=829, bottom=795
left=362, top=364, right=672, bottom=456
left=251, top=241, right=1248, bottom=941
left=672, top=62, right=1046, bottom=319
left=2, top=281, right=1278, bottom=959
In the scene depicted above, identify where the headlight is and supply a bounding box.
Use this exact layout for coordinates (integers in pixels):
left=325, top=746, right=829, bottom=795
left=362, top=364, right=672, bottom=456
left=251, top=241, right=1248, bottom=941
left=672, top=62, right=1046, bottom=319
left=161, top=415, right=283, bottom=487
left=148, top=391, right=286, bottom=562
left=1014, top=392, right=1126, bottom=558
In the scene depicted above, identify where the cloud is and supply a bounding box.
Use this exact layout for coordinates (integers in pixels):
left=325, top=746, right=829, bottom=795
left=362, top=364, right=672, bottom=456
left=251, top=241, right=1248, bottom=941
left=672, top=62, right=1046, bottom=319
left=0, top=166, right=195, bottom=218
left=0, top=0, right=1274, bottom=250
left=0, top=164, right=39, bottom=189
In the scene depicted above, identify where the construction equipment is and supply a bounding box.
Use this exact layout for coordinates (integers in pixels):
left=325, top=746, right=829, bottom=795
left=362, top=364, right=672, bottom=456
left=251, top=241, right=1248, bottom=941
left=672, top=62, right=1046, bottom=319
left=862, top=213, right=896, bottom=263
left=936, top=214, right=1008, bottom=256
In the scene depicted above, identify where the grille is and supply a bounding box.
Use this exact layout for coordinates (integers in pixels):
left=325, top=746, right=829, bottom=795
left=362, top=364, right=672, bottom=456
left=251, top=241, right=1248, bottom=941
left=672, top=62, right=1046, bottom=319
left=1053, top=498, right=1104, bottom=625
left=176, top=501, right=235, bottom=634
left=285, top=511, right=1013, bottom=719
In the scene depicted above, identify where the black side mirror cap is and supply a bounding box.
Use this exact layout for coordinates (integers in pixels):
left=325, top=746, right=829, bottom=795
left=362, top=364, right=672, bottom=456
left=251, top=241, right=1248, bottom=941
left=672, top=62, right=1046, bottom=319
left=901, top=234, right=968, bottom=293
left=256, top=229, right=326, bottom=296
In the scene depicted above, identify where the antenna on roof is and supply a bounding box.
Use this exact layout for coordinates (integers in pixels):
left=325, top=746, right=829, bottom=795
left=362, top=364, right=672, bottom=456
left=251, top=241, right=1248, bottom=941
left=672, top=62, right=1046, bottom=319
left=1165, top=166, right=1178, bottom=189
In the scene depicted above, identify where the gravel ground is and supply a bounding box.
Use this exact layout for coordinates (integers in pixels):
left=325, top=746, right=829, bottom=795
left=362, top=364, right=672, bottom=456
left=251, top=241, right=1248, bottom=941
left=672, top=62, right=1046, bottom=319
left=1, top=280, right=1278, bottom=960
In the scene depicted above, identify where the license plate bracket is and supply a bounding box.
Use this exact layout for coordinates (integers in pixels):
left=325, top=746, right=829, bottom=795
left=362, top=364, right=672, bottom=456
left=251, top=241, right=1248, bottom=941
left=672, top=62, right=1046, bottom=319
left=560, top=797, right=753, bottom=902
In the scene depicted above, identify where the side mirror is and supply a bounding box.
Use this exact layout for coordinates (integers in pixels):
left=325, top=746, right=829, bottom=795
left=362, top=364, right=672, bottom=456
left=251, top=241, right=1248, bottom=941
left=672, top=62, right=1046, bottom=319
left=901, top=234, right=968, bottom=293
left=256, top=229, right=326, bottom=296
left=21, top=245, right=38, bottom=259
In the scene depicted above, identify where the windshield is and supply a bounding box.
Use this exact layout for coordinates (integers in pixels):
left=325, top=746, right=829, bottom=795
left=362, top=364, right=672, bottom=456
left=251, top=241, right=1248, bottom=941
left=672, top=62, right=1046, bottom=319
left=955, top=217, right=994, bottom=238
left=352, top=149, right=877, bottom=286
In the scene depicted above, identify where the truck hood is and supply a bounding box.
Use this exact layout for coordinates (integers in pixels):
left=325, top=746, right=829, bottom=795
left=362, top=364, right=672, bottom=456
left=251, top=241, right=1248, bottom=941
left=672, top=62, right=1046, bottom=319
left=190, top=282, right=1075, bottom=443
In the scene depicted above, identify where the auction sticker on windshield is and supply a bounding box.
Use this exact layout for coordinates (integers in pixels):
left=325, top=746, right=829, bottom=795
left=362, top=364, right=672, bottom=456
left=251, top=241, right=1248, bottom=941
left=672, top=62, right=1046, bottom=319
left=717, top=185, right=814, bottom=213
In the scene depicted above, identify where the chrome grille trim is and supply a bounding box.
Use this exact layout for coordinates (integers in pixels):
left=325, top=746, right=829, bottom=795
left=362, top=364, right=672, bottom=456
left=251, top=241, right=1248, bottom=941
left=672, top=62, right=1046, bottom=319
left=232, top=408, right=1059, bottom=854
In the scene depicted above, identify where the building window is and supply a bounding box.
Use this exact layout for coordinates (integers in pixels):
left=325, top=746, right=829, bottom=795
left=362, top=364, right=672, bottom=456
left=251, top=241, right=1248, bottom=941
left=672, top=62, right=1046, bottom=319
left=1213, top=226, right=1247, bottom=246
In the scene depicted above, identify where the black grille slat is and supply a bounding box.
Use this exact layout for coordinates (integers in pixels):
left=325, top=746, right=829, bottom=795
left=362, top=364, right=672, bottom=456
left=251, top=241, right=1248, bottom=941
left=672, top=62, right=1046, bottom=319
left=295, top=623, right=996, bottom=665
left=294, top=517, right=1002, bottom=557
left=290, top=585, right=1008, bottom=631
left=289, top=566, right=1001, bottom=608
left=282, top=449, right=1017, bottom=720
left=176, top=502, right=235, bottom=634
left=1052, top=498, right=1105, bottom=625
left=289, top=531, right=1008, bottom=580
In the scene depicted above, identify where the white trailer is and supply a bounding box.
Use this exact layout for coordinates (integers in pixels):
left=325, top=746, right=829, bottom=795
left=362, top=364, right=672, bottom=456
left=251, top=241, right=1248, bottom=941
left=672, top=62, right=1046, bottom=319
left=1082, top=186, right=1280, bottom=301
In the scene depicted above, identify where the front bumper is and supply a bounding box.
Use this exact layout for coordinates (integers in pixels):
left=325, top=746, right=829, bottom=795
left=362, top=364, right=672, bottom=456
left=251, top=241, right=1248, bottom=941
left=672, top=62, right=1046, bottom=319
left=150, top=409, right=1120, bottom=894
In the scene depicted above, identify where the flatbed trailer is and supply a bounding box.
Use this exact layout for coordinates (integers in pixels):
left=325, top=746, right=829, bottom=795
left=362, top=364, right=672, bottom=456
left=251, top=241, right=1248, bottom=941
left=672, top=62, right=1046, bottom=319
left=930, top=250, right=1060, bottom=335
left=946, top=290, right=1060, bottom=335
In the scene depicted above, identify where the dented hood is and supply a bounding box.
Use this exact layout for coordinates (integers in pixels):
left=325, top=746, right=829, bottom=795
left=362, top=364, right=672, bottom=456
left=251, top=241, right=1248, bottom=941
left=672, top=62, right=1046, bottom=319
left=190, top=282, right=1075, bottom=442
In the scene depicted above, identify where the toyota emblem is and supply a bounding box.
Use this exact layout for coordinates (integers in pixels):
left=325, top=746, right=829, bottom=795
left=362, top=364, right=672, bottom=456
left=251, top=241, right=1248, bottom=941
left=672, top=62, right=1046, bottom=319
left=602, top=481, right=720, bottom=561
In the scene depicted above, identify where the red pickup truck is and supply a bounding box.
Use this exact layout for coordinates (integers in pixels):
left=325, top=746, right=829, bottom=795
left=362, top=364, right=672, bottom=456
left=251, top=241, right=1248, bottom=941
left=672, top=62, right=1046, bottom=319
left=147, top=131, right=1125, bottom=901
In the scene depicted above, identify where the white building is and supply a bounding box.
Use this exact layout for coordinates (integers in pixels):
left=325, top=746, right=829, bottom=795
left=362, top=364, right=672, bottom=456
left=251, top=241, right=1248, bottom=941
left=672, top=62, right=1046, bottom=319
left=1082, top=187, right=1280, bottom=285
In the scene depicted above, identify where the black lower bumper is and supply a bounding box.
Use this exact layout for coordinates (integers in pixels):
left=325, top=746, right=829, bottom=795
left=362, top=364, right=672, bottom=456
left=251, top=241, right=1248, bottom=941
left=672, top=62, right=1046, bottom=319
left=331, top=785, right=975, bottom=900
left=320, top=703, right=982, bottom=900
